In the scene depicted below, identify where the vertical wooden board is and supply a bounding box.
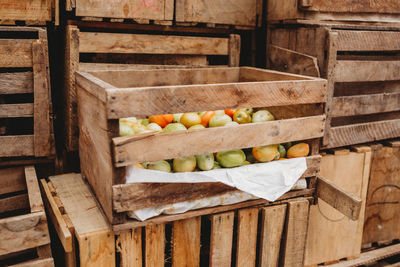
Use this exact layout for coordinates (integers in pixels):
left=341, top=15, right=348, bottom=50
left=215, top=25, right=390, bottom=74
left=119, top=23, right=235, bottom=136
left=236, top=208, right=258, bottom=267
left=145, top=224, right=165, bottom=267
left=281, top=199, right=310, bottom=267
left=363, top=144, right=400, bottom=244
left=209, top=212, right=234, bottom=267
left=305, top=150, right=370, bottom=265
left=228, top=34, right=241, bottom=67
left=172, top=217, right=201, bottom=267
left=78, top=230, right=115, bottom=267
left=24, top=166, right=44, bottom=213
left=117, top=228, right=142, bottom=267
left=258, top=205, right=287, bottom=267
left=32, top=40, right=51, bottom=157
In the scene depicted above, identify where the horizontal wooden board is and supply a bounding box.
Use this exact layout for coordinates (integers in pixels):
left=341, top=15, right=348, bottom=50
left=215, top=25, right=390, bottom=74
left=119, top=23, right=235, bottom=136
left=0, top=194, right=29, bottom=213
left=112, top=155, right=321, bottom=212
left=0, top=104, right=34, bottom=118
left=336, top=30, right=400, bottom=51
left=0, top=72, right=33, bottom=94
left=0, top=166, right=26, bottom=195
left=302, top=0, right=400, bottom=14
left=0, top=0, right=52, bottom=21
left=0, top=135, right=34, bottom=157
left=113, top=115, right=325, bottom=166
left=335, top=61, right=400, bottom=82
left=79, top=32, right=229, bottom=55
left=327, top=119, right=400, bottom=148
left=331, top=92, right=400, bottom=117
left=0, top=39, right=33, bottom=68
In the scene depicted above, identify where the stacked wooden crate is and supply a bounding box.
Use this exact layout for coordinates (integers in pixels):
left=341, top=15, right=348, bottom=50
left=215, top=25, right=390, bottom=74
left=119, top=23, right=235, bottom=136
left=0, top=0, right=55, bottom=25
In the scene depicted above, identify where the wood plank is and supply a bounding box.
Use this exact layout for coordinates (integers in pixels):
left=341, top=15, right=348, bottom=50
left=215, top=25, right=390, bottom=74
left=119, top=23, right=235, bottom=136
left=75, top=0, right=172, bottom=21
left=10, top=258, right=54, bottom=267
left=32, top=40, right=52, bottom=157
left=79, top=32, right=229, bottom=55
left=335, top=30, right=400, bottom=51
left=335, top=61, right=400, bottom=82
left=301, top=0, right=400, bottom=14
left=172, top=217, right=201, bottom=267
left=228, top=34, right=241, bottom=67
left=0, top=166, right=26, bottom=195
left=24, top=166, right=43, bottom=213
left=113, top=116, right=325, bottom=166
left=0, top=39, right=33, bottom=67
left=116, top=228, right=142, bottom=267
left=0, top=72, right=33, bottom=94
left=327, top=119, right=400, bottom=148
left=0, top=211, right=50, bottom=256
left=280, top=199, right=310, bottom=267
left=0, top=135, right=34, bottom=157
left=209, top=212, right=234, bottom=267
left=0, top=0, right=52, bottom=21
left=0, top=104, right=34, bottom=118
left=145, top=224, right=165, bottom=267
left=236, top=208, right=258, bottom=267
left=0, top=194, right=29, bottom=213
left=331, top=92, right=400, bottom=117
left=258, top=205, right=287, bottom=267
left=40, top=180, right=73, bottom=253
left=78, top=230, right=115, bottom=267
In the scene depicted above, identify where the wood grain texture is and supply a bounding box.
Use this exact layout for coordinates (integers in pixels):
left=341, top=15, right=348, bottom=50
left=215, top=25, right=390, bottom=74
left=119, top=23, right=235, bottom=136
left=0, top=39, right=33, bottom=67
left=172, top=217, right=201, bottom=267
left=228, top=34, right=240, bottom=67
left=113, top=116, right=325, bottom=166
left=280, top=199, right=310, bottom=267
left=335, top=30, right=400, bottom=51
left=209, top=212, right=234, bottom=267
left=24, top=166, right=43, bottom=213
left=79, top=32, right=229, bottom=55
left=77, top=231, right=115, bottom=267
left=363, top=144, right=400, bottom=245
left=301, top=0, right=400, bottom=14
left=10, top=258, right=54, bottom=267
left=0, top=194, right=29, bottom=214
left=75, top=0, right=173, bottom=21
left=145, top=224, right=165, bottom=267
left=236, top=208, right=258, bottom=267
left=0, top=0, right=52, bottom=21
left=0, top=72, right=33, bottom=94
left=335, top=61, right=400, bottom=82
left=116, top=228, right=142, bottom=267
left=258, top=205, right=287, bottom=267
left=0, top=135, right=34, bottom=157
left=0, top=166, right=26, bottom=195
left=0, top=104, right=34, bottom=118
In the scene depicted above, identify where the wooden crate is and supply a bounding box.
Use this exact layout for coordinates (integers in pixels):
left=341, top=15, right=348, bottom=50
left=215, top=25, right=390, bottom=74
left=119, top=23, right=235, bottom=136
left=0, top=26, right=55, bottom=159
left=75, top=66, right=327, bottom=227
left=0, top=0, right=55, bottom=25
left=305, top=146, right=372, bottom=266
left=65, top=0, right=173, bottom=25
left=362, top=140, right=400, bottom=246
left=42, top=173, right=312, bottom=267
left=266, top=0, right=400, bottom=25
left=267, top=24, right=400, bottom=148
left=175, top=0, right=263, bottom=29
left=64, top=25, right=241, bottom=152
left=0, top=165, right=53, bottom=266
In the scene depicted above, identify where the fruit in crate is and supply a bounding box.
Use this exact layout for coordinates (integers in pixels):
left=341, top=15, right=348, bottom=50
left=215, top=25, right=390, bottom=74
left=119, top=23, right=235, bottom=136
left=287, top=143, right=310, bottom=158
left=188, top=124, right=205, bottom=130
left=216, top=149, right=246, bottom=168
left=224, top=121, right=239, bottom=127
left=209, top=114, right=232, bottom=127
left=173, top=113, right=183, bottom=123
left=233, top=109, right=252, bottom=124
left=163, top=123, right=187, bottom=133
left=200, top=111, right=215, bottom=127
left=252, top=110, right=274, bottom=123
left=180, top=112, right=202, bottom=128
left=147, top=123, right=163, bottom=132
left=278, top=144, right=286, bottom=158
left=149, top=114, right=173, bottom=127
left=119, top=121, right=135, bottom=136
left=147, top=160, right=172, bottom=172
left=252, top=145, right=279, bottom=162
left=224, top=109, right=235, bottom=117
left=196, top=154, right=215, bottom=171
left=173, top=156, right=197, bottom=172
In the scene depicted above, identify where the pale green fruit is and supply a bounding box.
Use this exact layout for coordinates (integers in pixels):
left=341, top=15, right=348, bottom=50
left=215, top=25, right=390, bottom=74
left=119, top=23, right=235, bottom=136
left=140, top=118, right=150, bottom=126
left=147, top=123, right=163, bottom=132
left=188, top=124, right=205, bottom=130
left=278, top=145, right=286, bottom=158
left=252, top=110, right=275, bottom=123
left=163, top=123, right=187, bottom=133
left=173, top=113, right=183, bottom=123
left=173, top=156, right=197, bottom=172
left=209, top=114, right=232, bottom=127
left=119, top=122, right=135, bottom=136
left=216, top=150, right=246, bottom=168
left=196, top=154, right=214, bottom=171
left=147, top=160, right=171, bottom=172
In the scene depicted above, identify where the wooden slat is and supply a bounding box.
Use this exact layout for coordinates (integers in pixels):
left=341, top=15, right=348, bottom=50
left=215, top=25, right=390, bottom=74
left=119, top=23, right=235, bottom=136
left=280, top=199, right=310, bottom=267
left=335, top=61, right=400, bottom=82
left=0, top=0, right=52, bottom=21
left=0, top=72, right=33, bottom=94
left=0, top=166, right=26, bottom=195
left=24, top=166, right=43, bottom=213
left=117, top=228, right=142, bottom=267
left=0, top=194, right=29, bottom=213
left=228, top=34, right=241, bottom=67
left=331, top=92, right=400, bottom=117
left=0, top=104, right=34, bottom=118
left=0, top=135, right=34, bottom=157
left=113, top=155, right=320, bottom=212
left=79, top=32, right=229, bottom=55
left=0, top=39, right=33, bottom=67
left=32, top=40, right=52, bottom=157
left=113, top=115, right=325, bottom=166
left=236, top=208, right=258, bottom=267
left=145, top=224, right=165, bottom=267
left=301, top=0, right=400, bottom=14
left=258, top=205, right=287, bottom=267
left=0, top=211, right=50, bottom=256
left=327, top=119, right=400, bottom=148
left=77, top=230, right=115, bottom=267
left=335, top=30, right=400, bottom=51
left=10, top=257, right=54, bottom=267
left=209, top=212, right=234, bottom=267
left=172, top=217, right=201, bottom=267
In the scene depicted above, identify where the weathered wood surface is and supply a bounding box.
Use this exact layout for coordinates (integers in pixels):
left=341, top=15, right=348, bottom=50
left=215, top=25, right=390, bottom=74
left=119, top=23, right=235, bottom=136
left=24, top=166, right=43, bottom=213
left=9, top=258, right=54, bottom=267
left=0, top=194, right=28, bottom=214
left=0, top=104, right=34, bottom=118
left=236, top=208, right=258, bottom=267
left=0, top=166, right=26, bottom=195
left=172, top=217, right=201, bottom=267
left=209, top=212, right=234, bottom=267
left=0, top=39, right=33, bottom=67
left=335, top=30, right=400, bottom=51
left=117, top=228, right=142, bottom=267
left=300, top=0, right=400, bottom=14
left=75, top=0, right=173, bottom=21
left=145, top=224, right=165, bottom=267
left=0, top=0, right=52, bottom=21
left=335, top=61, right=400, bottom=82
left=175, top=0, right=260, bottom=27
left=0, top=135, right=34, bottom=157
left=0, top=72, right=33, bottom=94
left=113, top=116, right=325, bottom=166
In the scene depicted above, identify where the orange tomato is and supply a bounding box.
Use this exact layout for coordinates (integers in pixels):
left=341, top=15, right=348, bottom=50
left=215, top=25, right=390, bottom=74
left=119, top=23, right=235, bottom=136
left=149, top=114, right=173, bottom=128
left=224, top=109, right=235, bottom=117
left=287, top=143, right=310, bottom=158
left=278, top=158, right=287, bottom=161
left=201, top=111, right=216, bottom=127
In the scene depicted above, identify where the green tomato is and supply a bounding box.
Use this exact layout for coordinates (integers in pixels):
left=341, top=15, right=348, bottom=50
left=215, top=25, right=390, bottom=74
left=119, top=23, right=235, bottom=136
left=163, top=123, right=187, bottom=133
left=278, top=145, right=286, bottom=158
left=188, top=124, right=205, bottom=130
left=196, top=154, right=214, bottom=171
left=173, top=156, right=197, bottom=172
left=147, top=123, right=163, bottom=132
left=233, top=110, right=252, bottom=124
left=209, top=114, right=232, bottom=127
left=147, top=160, right=171, bottom=172
left=216, top=149, right=246, bottom=168
left=119, top=122, right=135, bottom=136
left=252, top=110, right=275, bottom=123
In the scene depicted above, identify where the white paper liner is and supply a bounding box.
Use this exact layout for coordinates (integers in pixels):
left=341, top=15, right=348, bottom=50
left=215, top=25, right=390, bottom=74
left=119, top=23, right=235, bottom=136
left=125, top=158, right=308, bottom=221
